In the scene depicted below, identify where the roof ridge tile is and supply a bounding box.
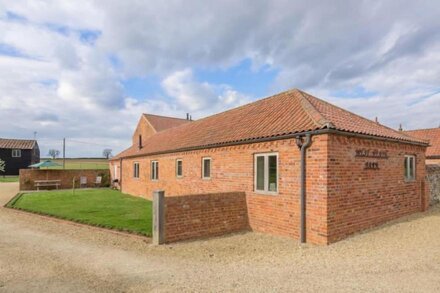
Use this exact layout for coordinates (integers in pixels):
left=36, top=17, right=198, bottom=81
left=143, top=113, right=189, bottom=121
left=294, top=89, right=334, bottom=129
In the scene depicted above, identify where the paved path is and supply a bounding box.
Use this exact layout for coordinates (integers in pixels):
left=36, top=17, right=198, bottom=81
left=1, top=183, right=440, bottom=292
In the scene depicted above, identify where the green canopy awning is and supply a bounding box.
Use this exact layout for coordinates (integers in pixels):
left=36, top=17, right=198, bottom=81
left=29, top=160, right=62, bottom=168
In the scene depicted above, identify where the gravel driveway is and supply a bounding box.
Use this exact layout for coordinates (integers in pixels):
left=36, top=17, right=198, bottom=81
left=1, top=183, right=440, bottom=292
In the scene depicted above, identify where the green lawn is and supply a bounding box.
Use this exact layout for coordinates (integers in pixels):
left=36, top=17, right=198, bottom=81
left=8, top=189, right=152, bottom=236
left=0, top=176, right=19, bottom=182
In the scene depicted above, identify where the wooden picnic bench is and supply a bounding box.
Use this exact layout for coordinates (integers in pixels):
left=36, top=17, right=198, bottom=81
left=34, top=180, right=61, bottom=191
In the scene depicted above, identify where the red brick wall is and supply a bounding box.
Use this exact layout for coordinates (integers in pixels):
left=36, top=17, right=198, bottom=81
left=19, top=169, right=110, bottom=190
left=118, top=133, right=427, bottom=245
left=164, top=192, right=249, bottom=242
left=326, top=134, right=428, bottom=243
left=120, top=136, right=330, bottom=244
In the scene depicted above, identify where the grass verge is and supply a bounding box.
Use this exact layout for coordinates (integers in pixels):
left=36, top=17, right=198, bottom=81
left=0, top=176, right=19, bottom=182
left=7, top=189, right=152, bottom=236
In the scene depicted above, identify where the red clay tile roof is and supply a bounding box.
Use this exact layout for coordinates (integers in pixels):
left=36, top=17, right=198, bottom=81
left=114, top=89, right=427, bottom=159
left=299, top=90, right=427, bottom=144
left=143, top=114, right=191, bottom=132
left=0, top=138, right=37, bottom=149
left=404, top=128, right=440, bottom=158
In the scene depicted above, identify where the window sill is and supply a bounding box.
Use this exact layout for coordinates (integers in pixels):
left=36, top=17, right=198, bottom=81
left=254, top=190, right=278, bottom=196
left=202, top=177, right=211, bottom=180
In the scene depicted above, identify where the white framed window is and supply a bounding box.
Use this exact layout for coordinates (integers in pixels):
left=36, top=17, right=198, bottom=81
left=176, top=159, right=183, bottom=178
left=12, top=149, right=21, bottom=157
left=202, top=157, right=211, bottom=179
left=254, top=153, right=278, bottom=194
left=404, top=155, right=416, bottom=181
left=133, top=162, right=140, bottom=178
left=151, top=160, right=159, bottom=180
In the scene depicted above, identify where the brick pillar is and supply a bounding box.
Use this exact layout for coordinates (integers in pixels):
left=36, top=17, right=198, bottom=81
left=421, top=180, right=429, bottom=211
left=153, top=190, right=165, bottom=245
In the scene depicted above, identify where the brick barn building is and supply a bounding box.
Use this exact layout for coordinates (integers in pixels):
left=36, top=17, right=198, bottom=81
left=404, top=127, right=440, bottom=165
left=110, top=89, right=429, bottom=244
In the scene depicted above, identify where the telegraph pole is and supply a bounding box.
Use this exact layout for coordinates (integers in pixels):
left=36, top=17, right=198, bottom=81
left=63, top=138, right=66, bottom=169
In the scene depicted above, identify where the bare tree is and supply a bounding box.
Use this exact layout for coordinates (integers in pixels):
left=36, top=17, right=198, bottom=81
left=47, top=149, right=60, bottom=159
left=103, top=149, right=113, bottom=159
left=0, top=158, right=5, bottom=176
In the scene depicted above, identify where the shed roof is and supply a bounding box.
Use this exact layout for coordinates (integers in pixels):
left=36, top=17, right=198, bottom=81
left=0, top=138, right=37, bottom=150
left=113, top=89, right=427, bottom=159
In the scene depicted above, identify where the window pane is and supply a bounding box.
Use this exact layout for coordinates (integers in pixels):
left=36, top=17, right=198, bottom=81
left=204, top=159, right=211, bottom=178
left=268, top=155, right=277, bottom=192
left=156, top=162, right=159, bottom=180
left=134, top=163, right=139, bottom=178
left=409, top=157, right=414, bottom=179
left=151, top=162, right=158, bottom=180
left=256, top=156, right=265, bottom=190
left=404, top=157, right=408, bottom=178
left=177, top=161, right=182, bottom=176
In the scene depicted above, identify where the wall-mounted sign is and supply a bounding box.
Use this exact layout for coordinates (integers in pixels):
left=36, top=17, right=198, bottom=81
left=355, top=149, right=388, bottom=159
left=364, top=162, right=379, bottom=170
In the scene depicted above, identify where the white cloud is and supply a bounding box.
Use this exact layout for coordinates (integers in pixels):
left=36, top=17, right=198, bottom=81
left=161, top=69, right=216, bottom=112
left=161, top=69, right=249, bottom=116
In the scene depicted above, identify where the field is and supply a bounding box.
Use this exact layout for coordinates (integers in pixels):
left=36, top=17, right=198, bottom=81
left=8, top=189, right=152, bottom=236
left=41, top=158, right=109, bottom=170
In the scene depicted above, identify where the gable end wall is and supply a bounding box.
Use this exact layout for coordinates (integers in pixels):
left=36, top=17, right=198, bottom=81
left=132, top=116, right=156, bottom=146
left=326, top=134, right=428, bottom=243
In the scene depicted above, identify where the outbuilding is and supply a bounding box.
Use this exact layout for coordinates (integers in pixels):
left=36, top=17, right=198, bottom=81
left=110, top=89, right=429, bottom=244
left=0, top=138, right=40, bottom=175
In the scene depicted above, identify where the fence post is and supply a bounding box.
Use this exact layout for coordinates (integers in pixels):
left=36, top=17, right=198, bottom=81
left=153, top=190, right=165, bottom=245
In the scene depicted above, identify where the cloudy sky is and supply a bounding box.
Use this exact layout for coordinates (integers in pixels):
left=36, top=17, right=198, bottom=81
left=0, top=1, right=439, bottom=157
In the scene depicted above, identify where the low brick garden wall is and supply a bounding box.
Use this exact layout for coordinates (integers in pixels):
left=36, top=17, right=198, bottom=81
left=154, top=191, right=249, bottom=243
left=427, top=164, right=440, bottom=205
left=19, top=169, right=110, bottom=190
